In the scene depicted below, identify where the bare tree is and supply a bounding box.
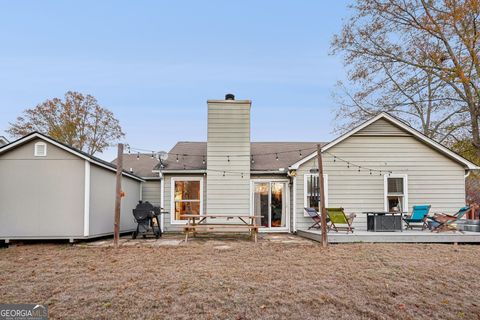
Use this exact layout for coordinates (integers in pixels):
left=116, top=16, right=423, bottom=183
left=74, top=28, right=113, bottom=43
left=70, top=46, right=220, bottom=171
left=332, top=0, right=480, bottom=155
left=8, top=91, right=124, bottom=155
left=333, top=65, right=468, bottom=144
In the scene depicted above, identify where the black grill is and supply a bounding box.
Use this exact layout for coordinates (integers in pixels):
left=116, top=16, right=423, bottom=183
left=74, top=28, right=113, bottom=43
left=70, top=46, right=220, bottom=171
left=132, top=201, right=164, bottom=239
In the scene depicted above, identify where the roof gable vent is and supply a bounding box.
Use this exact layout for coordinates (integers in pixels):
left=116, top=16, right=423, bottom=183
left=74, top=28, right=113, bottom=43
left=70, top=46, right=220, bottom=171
left=34, top=142, right=47, bottom=157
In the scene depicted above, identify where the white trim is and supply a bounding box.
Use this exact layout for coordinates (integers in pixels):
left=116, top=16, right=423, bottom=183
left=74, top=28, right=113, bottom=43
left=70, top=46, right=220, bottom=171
left=292, top=176, right=297, bottom=232
left=139, top=183, right=143, bottom=201
left=289, top=113, right=480, bottom=170
left=34, top=141, right=47, bottom=157
left=303, top=173, right=328, bottom=216
left=160, top=178, right=165, bottom=232
left=161, top=170, right=206, bottom=174
left=384, top=174, right=408, bottom=212
left=170, top=176, right=204, bottom=225
left=250, top=178, right=290, bottom=232
left=0, top=132, right=144, bottom=181
left=83, top=161, right=91, bottom=237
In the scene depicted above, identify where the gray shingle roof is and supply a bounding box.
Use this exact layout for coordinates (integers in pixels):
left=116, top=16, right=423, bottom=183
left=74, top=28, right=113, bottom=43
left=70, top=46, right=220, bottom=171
left=111, top=154, right=160, bottom=178
left=154, top=141, right=326, bottom=172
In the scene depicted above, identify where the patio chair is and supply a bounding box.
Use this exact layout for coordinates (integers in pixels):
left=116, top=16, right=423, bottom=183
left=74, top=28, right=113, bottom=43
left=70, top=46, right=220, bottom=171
left=403, top=205, right=431, bottom=230
left=304, top=207, right=330, bottom=230
left=327, top=208, right=355, bottom=234
left=428, top=206, right=471, bottom=233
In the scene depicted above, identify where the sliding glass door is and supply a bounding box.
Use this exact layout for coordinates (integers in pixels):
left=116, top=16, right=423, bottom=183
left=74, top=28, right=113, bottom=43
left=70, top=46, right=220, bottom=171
left=252, top=181, right=288, bottom=230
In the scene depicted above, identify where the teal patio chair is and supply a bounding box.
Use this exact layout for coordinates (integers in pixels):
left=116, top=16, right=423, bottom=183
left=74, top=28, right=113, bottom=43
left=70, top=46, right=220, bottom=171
left=403, top=205, right=431, bottom=230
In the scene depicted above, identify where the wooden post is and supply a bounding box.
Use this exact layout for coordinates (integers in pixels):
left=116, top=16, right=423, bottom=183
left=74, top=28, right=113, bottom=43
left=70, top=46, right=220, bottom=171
left=317, top=144, right=328, bottom=247
left=114, top=143, right=124, bottom=248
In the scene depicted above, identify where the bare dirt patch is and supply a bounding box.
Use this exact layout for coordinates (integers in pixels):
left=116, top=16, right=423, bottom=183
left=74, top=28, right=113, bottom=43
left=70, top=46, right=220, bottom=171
left=1, top=239, right=479, bottom=319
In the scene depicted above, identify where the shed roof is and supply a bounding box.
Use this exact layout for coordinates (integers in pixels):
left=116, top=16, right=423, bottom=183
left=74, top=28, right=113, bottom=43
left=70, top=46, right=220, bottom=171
left=0, top=132, right=144, bottom=181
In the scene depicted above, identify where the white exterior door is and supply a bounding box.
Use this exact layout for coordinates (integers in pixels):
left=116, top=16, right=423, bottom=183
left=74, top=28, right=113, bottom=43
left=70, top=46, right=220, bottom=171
left=251, top=180, right=289, bottom=232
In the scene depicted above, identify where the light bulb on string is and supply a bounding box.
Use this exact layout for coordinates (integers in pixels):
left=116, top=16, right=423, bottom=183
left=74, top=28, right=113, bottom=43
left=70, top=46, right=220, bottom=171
left=202, top=156, right=206, bottom=165
left=275, top=153, right=279, bottom=161
left=176, top=154, right=179, bottom=163
left=137, top=152, right=140, bottom=160
left=251, top=155, right=255, bottom=164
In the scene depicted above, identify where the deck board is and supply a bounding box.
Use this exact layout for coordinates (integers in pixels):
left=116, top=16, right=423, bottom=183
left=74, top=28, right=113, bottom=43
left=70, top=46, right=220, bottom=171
left=297, top=229, right=480, bottom=243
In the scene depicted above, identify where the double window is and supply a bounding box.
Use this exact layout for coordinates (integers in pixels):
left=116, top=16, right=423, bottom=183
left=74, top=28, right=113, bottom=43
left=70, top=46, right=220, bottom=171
left=303, top=174, right=328, bottom=215
left=171, top=177, right=203, bottom=224
left=384, top=174, right=408, bottom=212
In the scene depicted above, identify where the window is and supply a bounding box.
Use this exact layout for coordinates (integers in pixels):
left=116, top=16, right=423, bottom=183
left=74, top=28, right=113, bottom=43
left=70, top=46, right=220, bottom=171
left=171, top=177, right=203, bottom=223
left=34, top=142, right=47, bottom=157
left=384, top=174, right=408, bottom=212
left=303, top=174, right=328, bottom=216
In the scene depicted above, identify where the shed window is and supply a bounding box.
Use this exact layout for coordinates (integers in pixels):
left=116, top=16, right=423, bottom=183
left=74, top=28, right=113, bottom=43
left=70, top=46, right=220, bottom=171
left=171, top=177, right=203, bottom=223
left=34, top=142, right=47, bottom=157
left=385, top=175, right=408, bottom=212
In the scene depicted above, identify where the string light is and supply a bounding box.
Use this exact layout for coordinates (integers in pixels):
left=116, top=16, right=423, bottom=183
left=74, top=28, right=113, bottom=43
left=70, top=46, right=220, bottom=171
left=125, top=144, right=396, bottom=177
left=222, top=171, right=226, bottom=177
left=127, top=146, right=318, bottom=159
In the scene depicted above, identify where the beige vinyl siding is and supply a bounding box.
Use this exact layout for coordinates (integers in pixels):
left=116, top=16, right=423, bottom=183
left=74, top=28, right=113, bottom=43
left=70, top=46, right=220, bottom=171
left=162, top=173, right=207, bottom=232
left=354, top=118, right=412, bottom=136
left=295, top=121, right=466, bottom=230
left=142, top=180, right=161, bottom=206
left=206, top=101, right=251, bottom=215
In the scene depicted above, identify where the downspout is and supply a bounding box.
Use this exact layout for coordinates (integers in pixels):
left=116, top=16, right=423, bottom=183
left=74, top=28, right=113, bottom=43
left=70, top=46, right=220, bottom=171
left=465, top=170, right=471, bottom=179
left=159, top=170, right=165, bottom=232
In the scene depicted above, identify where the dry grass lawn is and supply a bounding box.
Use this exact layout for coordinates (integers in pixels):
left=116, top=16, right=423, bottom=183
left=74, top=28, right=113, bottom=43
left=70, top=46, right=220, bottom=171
left=1, top=238, right=479, bottom=319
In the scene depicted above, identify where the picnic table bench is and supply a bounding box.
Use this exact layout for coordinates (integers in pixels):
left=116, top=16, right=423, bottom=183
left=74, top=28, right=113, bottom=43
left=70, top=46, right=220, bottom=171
left=180, top=214, right=262, bottom=243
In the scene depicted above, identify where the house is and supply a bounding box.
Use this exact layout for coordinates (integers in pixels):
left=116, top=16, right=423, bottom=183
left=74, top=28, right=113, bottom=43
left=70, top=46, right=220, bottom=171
left=136, top=94, right=477, bottom=233
left=0, top=136, right=8, bottom=147
left=0, top=132, right=143, bottom=243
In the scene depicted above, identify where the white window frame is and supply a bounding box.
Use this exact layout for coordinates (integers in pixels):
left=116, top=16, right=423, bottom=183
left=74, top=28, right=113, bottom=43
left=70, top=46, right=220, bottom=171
left=170, top=176, right=203, bottom=225
left=34, top=142, right=47, bottom=157
left=384, top=174, right=408, bottom=212
left=303, top=174, right=328, bottom=216
left=250, top=178, right=290, bottom=232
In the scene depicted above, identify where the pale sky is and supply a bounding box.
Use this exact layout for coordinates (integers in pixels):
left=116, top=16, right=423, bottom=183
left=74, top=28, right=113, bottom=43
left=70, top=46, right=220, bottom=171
left=0, top=0, right=350, bottom=160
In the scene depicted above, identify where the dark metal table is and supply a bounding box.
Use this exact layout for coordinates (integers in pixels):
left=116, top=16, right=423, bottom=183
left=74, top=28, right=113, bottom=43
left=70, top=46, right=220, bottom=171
left=363, top=212, right=404, bottom=232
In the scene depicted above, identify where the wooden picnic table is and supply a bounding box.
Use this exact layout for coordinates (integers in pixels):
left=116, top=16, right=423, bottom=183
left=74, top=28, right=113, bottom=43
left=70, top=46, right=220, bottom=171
left=180, top=214, right=262, bottom=243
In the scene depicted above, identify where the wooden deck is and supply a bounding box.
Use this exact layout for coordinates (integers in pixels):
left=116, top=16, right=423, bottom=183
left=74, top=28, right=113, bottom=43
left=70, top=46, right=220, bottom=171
left=297, top=229, right=480, bottom=243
